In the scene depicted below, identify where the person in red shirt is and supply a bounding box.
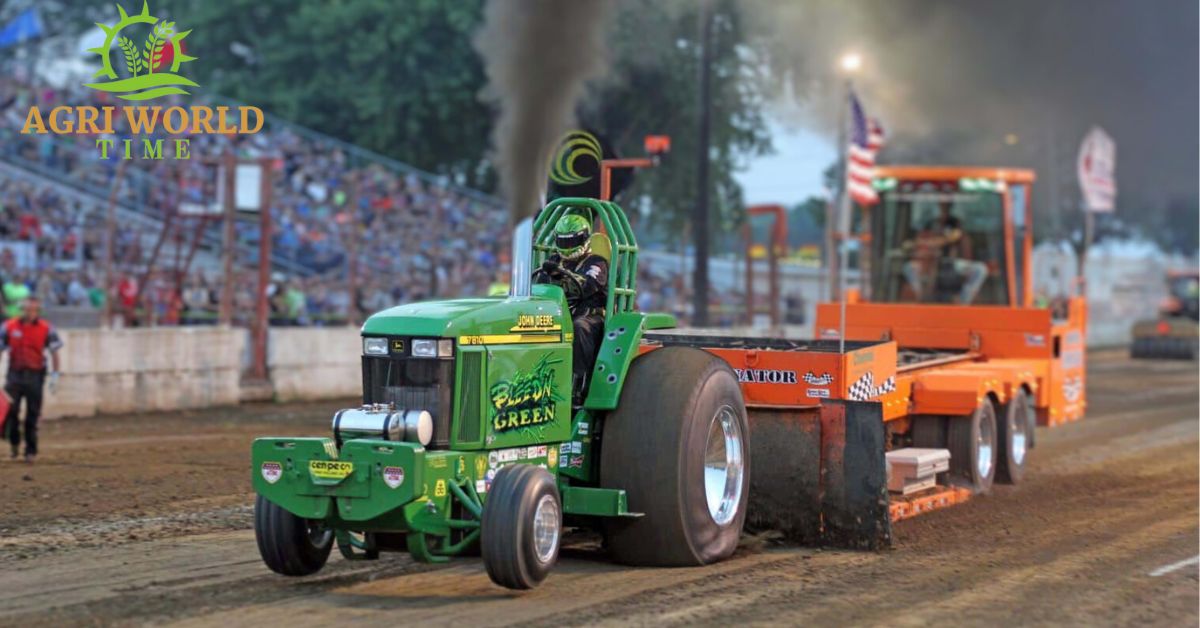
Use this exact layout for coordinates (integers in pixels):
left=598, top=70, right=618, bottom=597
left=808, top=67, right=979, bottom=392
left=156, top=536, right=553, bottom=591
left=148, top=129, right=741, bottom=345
left=0, top=297, right=62, bottom=462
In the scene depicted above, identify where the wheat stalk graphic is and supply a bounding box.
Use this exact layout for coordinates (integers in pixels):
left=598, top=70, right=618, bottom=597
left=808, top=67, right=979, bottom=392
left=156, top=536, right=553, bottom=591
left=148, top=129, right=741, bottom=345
left=118, top=36, right=144, bottom=76
left=142, top=20, right=175, bottom=74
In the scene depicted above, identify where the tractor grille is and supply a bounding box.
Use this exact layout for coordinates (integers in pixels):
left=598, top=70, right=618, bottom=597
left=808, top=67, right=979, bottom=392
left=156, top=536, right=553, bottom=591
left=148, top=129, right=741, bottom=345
left=456, top=351, right=483, bottom=443
left=362, top=355, right=453, bottom=448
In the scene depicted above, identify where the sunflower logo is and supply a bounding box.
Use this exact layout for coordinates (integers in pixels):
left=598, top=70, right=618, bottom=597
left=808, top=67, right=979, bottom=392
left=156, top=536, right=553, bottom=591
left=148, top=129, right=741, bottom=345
left=83, top=1, right=198, bottom=101
left=549, top=130, right=603, bottom=186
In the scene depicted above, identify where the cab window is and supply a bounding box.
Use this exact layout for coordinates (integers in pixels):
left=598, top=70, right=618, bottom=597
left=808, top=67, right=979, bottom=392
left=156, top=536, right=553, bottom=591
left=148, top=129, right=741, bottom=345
left=872, top=186, right=1010, bottom=305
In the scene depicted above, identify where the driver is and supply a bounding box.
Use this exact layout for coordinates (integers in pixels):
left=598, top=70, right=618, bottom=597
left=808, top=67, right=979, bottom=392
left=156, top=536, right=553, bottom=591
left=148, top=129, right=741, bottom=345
left=533, top=213, right=608, bottom=405
left=902, top=201, right=988, bottom=304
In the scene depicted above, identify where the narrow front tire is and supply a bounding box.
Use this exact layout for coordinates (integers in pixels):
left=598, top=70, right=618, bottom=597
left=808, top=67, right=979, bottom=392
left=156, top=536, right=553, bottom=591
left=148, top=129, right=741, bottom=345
left=481, top=464, right=561, bottom=590
left=254, top=494, right=333, bottom=576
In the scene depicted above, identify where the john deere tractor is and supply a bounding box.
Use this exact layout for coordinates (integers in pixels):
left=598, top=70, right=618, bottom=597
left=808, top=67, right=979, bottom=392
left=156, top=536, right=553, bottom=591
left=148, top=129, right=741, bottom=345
left=251, top=198, right=750, bottom=589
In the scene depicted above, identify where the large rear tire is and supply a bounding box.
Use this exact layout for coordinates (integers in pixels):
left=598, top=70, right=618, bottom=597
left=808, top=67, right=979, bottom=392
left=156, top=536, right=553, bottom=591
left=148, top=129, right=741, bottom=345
left=254, top=494, right=333, bottom=576
left=481, top=464, right=561, bottom=590
left=947, top=399, right=998, bottom=493
left=996, top=389, right=1032, bottom=484
left=600, top=346, right=750, bottom=566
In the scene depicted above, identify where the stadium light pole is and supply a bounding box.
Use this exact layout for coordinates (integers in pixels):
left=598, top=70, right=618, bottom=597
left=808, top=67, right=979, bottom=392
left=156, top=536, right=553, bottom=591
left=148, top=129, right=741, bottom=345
left=692, top=0, right=714, bottom=328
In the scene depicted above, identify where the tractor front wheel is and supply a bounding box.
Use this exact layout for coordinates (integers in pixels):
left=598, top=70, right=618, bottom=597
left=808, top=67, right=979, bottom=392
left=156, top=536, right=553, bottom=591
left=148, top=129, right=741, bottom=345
left=601, top=346, right=750, bottom=566
left=254, top=494, right=333, bottom=576
left=481, top=464, right=561, bottom=589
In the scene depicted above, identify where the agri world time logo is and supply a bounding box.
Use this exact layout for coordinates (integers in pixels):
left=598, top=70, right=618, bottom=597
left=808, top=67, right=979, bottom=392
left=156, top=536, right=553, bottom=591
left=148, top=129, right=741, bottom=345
left=20, top=1, right=263, bottom=161
left=85, top=1, right=198, bottom=101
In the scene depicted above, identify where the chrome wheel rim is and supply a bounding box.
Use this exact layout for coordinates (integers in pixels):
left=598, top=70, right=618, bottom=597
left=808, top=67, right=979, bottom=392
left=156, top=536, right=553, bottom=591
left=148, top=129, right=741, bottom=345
left=307, top=521, right=333, bottom=549
left=704, top=405, right=744, bottom=526
left=1011, top=406, right=1028, bottom=465
left=977, top=410, right=995, bottom=479
left=532, top=494, right=560, bottom=563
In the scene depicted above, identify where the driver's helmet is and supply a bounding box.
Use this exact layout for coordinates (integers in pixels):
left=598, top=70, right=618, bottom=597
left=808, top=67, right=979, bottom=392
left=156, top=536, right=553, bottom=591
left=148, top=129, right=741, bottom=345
left=553, top=213, right=591, bottom=261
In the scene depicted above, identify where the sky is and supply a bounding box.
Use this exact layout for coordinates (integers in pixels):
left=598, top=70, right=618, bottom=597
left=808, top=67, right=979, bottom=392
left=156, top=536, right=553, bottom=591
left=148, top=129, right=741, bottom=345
left=736, top=120, right=834, bottom=206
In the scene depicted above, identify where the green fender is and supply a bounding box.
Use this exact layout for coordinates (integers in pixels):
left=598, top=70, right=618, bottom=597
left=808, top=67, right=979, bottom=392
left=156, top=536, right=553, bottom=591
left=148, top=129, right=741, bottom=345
left=583, top=311, right=676, bottom=410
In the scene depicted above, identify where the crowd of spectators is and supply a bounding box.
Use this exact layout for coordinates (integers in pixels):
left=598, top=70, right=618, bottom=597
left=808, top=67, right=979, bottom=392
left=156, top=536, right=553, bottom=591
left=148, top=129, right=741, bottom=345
left=0, top=74, right=735, bottom=328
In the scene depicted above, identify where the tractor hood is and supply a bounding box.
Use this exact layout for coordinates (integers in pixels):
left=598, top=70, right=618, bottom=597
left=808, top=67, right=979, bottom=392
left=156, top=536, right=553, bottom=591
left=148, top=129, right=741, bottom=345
left=361, top=285, right=568, bottom=338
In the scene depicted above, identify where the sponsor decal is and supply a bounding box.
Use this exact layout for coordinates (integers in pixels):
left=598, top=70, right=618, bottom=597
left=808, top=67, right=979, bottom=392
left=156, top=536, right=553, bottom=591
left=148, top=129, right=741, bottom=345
left=484, top=468, right=497, bottom=491
left=488, top=450, right=499, bottom=468
left=476, top=480, right=488, bottom=494
left=853, top=351, right=875, bottom=365
left=569, top=456, right=584, bottom=469
left=1024, top=333, right=1046, bottom=347
left=802, top=371, right=834, bottom=386
left=806, top=388, right=830, bottom=398
left=820, top=328, right=840, bottom=339
left=309, top=460, right=354, bottom=481
left=428, top=456, right=448, bottom=469
left=1062, top=349, right=1084, bottom=370
left=322, top=441, right=339, bottom=459
left=434, top=479, right=447, bottom=498
left=382, top=466, right=405, bottom=489
left=846, top=371, right=897, bottom=401
left=549, top=129, right=603, bottom=186
left=1065, top=331, right=1083, bottom=346
left=735, top=368, right=798, bottom=384
left=1063, top=376, right=1083, bottom=404
left=260, top=461, right=282, bottom=484
left=577, top=421, right=589, bottom=435
left=475, top=457, right=487, bottom=478
left=570, top=441, right=583, bottom=454
left=490, top=355, right=564, bottom=432
left=548, top=447, right=558, bottom=468
left=511, top=314, right=561, bottom=333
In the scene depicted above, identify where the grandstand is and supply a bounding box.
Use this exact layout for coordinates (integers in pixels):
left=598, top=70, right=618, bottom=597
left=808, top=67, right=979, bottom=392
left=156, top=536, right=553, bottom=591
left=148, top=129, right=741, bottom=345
left=0, top=75, right=510, bottom=327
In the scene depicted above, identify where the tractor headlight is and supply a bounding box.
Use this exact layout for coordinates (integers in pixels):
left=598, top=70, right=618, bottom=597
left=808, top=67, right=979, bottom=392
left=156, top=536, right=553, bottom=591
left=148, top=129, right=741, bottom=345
left=411, top=338, right=437, bottom=358
left=438, top=339, right=454, bottom=357
left=363, top=337, right=388, bottom=356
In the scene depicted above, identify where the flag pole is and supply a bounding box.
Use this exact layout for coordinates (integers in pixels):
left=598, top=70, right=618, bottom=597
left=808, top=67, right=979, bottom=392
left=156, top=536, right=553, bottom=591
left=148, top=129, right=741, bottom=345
left=838, top=79, right=852, bottom=355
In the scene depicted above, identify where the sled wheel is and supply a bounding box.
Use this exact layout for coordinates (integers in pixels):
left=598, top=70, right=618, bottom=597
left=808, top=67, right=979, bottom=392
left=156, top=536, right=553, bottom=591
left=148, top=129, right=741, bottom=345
left=996, top=389, right=1033, bottom=484
left=947, top=398, right=998, bottom=493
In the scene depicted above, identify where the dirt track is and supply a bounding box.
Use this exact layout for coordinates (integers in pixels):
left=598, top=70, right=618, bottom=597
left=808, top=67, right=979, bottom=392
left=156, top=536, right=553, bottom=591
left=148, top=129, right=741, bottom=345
left=1, top=351, right=1196, bottom=626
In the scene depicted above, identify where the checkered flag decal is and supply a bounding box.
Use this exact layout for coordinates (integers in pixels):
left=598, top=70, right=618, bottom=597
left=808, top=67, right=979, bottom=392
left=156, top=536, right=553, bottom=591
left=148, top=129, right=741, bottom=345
left=802, top=371, right=834, bottom=386
left=847, top=372, right=896, bottom=401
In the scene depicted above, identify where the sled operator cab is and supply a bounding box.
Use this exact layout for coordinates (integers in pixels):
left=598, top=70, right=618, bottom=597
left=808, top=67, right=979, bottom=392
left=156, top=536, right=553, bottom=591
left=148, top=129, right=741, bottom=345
left=868, top=166, right=1036, bottom=307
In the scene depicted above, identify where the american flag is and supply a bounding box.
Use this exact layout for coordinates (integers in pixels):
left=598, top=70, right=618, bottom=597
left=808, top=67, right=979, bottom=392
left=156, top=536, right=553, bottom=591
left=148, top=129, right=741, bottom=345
left=846, top=91, right=885, bottom=206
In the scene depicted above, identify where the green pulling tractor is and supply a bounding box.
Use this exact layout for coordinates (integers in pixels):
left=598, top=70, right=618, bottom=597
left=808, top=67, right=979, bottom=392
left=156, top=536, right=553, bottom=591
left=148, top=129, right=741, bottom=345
left=251, top=198, right=751, bottom=589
